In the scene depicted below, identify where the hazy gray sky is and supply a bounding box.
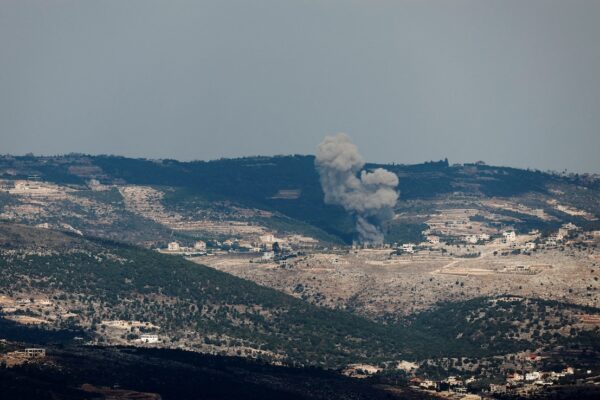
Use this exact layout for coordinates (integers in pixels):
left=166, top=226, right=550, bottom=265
left=1, top=0, right=599, bottom=172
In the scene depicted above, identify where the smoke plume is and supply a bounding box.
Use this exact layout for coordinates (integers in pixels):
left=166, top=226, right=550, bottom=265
left=315, top=133, right=399, bottom=245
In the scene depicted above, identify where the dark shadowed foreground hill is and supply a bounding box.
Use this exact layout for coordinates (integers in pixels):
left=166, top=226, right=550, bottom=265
left=0, top=344, right=435, bottom=400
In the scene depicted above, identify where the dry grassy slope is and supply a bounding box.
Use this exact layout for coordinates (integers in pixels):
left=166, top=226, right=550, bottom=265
left=1, top=222, right=598, bottom=374
left=201, top=240, right=600, bottom=322
left=0, top=222, right=443, bottom=367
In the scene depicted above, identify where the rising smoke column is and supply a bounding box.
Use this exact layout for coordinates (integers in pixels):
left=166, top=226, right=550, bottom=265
left=315, top=133, right=399, bottom=245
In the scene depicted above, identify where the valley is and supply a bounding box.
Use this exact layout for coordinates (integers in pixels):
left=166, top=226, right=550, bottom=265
left=0, top=154, right=599, bottom=399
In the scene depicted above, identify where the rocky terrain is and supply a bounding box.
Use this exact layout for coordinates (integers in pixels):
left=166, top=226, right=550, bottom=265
left=1, top=154, right=599, bottom=398
left=200, top=233, right=599, bottom=321
left=1, top=154, right=599, bottom=248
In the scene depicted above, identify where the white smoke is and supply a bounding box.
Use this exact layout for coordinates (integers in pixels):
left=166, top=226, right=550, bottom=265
left=315, top=133, right=399, bottom=245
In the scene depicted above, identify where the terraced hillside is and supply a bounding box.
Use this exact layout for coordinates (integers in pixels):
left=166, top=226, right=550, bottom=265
left=1, top=154, right=599, bottom=246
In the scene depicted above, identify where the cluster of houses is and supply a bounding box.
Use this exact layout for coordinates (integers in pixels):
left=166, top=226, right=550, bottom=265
left=159, top=231, right=320, bottom=262
left=399, top=229, right=515, bottom=255
left=162, top=238, right=261, bottom=255
left=409, top=375, right=476, bottom=394
left=160, top=232, right=319, bottom=257
left=544, top=223, right=581, bottom=246
left=408, top=367, right=576, bottom=397
left=162, top=240, right=209, bottom=255
left=507, top=367, right=573, bottom=384
left=497, top=225, right=589, bottom=251
left=422, top=226, right=584, bottom=249
left=466, top=233, right=491, bottom=244
left=488, top=367, right=577, bottom=395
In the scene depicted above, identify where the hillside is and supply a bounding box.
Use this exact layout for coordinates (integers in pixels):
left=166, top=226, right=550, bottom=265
left=1, top=223, right=598, bottom=371
left=1, top=154, right=599, bottom=247
left=0, top=223, right=435, bottom=367
left=0, top=342, right=431, bottom=400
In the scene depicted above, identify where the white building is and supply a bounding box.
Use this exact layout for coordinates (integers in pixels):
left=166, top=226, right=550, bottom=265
left=563, top=222, right=579, bottom=231
left=427, top=235, right=440, bottom=244
left=503, top=231, right=517, bottom=242
left=402, top=243, right=415, bottom=254
left=262, top=251, right=275, bottom=261
left=194, top=240, right=207, bottom=251
left=478, top=233, right=490, bottom=241
left=465, top=376, right=477, bottom=385
left=466, top=235, right=479, bottom=244
left=556, top=229, right=569, bottom=241
left=24, top=348, right=46, bottom=358
left=167, top=242, right=180, bottom=251
left=525, top=242, right=536, bottom=250
left=140, top=334, right=159, bottom=344
left=526, top=371, right=542, bottom=381
left=259, top=234, right=276, bottom=244
left=445, top=376, right=462, bottom=386
left=419, top=380, right=436, bottom=390
left=564, top=367, right=574, bottom=375
left=507, top=373, right=524, bottom=382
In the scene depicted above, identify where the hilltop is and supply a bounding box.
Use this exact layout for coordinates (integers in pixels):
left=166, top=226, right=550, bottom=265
left=1, top=154, right=599, bottom=247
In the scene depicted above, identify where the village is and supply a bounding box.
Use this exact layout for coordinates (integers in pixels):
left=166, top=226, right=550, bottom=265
left=403, top=364, right=588, bottom=399
left=1, top=179, right=599, bottom=398
left=173, top=217, right=600, bottom=319
left=341, top=352, right=600, bottom=399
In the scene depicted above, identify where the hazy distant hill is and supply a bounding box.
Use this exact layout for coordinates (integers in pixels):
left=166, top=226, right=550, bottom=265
left=1, top=154, right=599, bottom=245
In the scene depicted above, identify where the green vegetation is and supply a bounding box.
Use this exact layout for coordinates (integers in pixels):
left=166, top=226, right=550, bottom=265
left=408, top=297, right=600, bottom=358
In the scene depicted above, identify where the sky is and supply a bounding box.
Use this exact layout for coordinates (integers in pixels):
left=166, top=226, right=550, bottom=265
left=1, top=0, right=599, bottom=173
